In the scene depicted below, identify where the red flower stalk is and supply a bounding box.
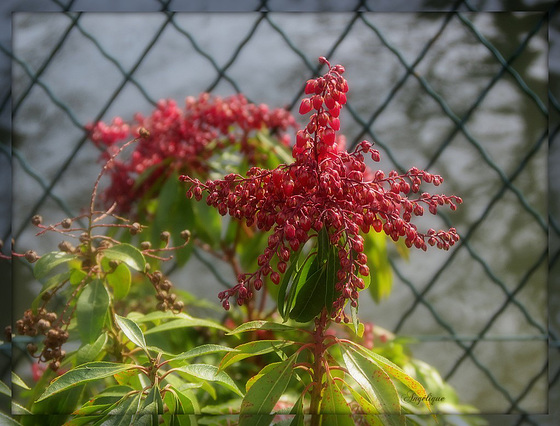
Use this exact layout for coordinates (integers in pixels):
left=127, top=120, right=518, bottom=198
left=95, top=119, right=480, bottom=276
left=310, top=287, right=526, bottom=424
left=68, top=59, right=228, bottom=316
left=87, top=93, right=296, bottom=213
left=181, top=57, right=462, bottom=320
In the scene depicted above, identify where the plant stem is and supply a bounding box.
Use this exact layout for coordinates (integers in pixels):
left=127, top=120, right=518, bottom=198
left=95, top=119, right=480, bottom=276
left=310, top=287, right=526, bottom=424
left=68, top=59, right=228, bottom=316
left=309, top=308, right=329, bottom=426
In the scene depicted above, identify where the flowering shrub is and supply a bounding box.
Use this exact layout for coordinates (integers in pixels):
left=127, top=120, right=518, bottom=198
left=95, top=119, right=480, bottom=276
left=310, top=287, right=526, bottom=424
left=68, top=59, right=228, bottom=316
left=87, top=94, right=295, bottom=214
left=181, top=58, right=461, bottom=322
left=2, top=58, right=481, bottom=426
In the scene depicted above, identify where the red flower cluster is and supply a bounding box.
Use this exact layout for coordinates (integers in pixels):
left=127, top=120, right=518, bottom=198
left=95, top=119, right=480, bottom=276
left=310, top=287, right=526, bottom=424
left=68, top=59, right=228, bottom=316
left=181, top=57, right=462, bottom=320
left=87, top=94, right=296, bottom=213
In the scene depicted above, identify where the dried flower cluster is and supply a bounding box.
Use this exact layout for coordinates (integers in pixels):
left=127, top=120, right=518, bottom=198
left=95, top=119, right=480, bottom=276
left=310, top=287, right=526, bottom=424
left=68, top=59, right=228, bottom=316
left=16, top=309, right=68, bottom=371
left=87, top=94, right=296, bottom=213
left=181, top=58, right=461, bottom=320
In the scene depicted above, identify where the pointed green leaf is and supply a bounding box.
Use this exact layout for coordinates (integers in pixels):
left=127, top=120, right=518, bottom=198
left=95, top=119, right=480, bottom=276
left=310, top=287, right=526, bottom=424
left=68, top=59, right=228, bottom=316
left=289, top=256, right=326, bottom=323
left=107, top=262, right=131, bottom=300
left=33, top=251, right=75, bottom=279
left=174, top=364, right=243, bottom=397
left=320, top=375, right=355, bottom=425
left=277, top=249, right=303, bottom=319
left=0, top=412, right=23, bottom=426
left=349, top=342, right=434, bottom=413
left=139, top=384, right=164, bottom=420
left=169, top=344, right=234, bottom=363
left=0, top=379, right=10, bottom=397
left=343, top=379, right=384, bottom=425
left=115, top=314, right=147, bottom=351
left=36, top=362, right=136, bottom=402
left=341, top=346, right=404, bottom=425
left=76, top=332, right=108, bottom=365
left=102, top=393, right=142, bottom=425
left=11, top=371, right=30, bottom=390
left=144, top=315, right=229, bottom=335
left=219, top=340, right=294, bottom=371
left=289, top=393, right=305, bottom=426
left=102, top=243, right=146, bottom=272
left=76, top=279, right=110, bottom=344
left=226, top=320, right=297, bottom=335
left=239, top=354, right=296, bottom=424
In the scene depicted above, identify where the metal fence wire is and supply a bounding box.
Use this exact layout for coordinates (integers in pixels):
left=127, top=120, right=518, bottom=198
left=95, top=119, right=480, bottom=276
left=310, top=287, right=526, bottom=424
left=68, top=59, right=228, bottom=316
left=2, top=0, right=560, bottom=424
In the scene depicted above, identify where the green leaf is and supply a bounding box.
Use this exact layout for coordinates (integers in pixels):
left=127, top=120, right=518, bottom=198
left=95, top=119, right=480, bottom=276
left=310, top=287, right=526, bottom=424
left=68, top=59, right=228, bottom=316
left=102, top=393, right=142, bottom=425
left=289, top=394, right=305, bottom=426
left=171, top=386, right=199, bottom=415
left=102, top=243, right=146, bottom=272
left=36, top=362, right=136, bottom=402
left=11, top=401, right=32, bottom=415
left=144, top=315, right=229, bottom=335
left=152, top=173, right=194, bottom=267
left=277, top=248, right=303, bottom=319
left=352, top=344, right=434, bottom=414
left=226, top=320, right=298, bottom=335
left=76, top=279, right=110, bottom=344
left=320, top=375, right=355, bottom=425
left=139, top=384, right=164, bottom=421
left=365, top=232, right=392, bottom=303
left=0, top=379, right=10, bottom=396
left=350, top=304, right=364, bottom=338
left=174, top=364, right=243, bottom=397
left=115, top=314, right=147, bottom=352
left=219, top=340, right=293, bottom=371
left=70, top=267, right=88, bottom=286
left=11, top=371, right=30, bottom=390
left=0, top=412, right=23, bottom=426
left=33, top=251, right=75, bottom=280
left=283, top=252, right=315, bottom=320
left=289, top=256, right=326, bottom=323
left=170, top=344, right=235, bottom=363
left=76, top=332, right=108, bottom=365
left=341, top=346, right=404, bottom=425
left=107, top=262, right=132, bottom=300
left=343, top=379, right=384, bottom=425
left=239, top=354, right=296, bottom=424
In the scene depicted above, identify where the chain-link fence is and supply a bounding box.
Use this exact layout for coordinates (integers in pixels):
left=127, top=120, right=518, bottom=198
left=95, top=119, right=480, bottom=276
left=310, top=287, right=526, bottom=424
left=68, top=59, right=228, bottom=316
left=2, top=0, right=560, bottom=424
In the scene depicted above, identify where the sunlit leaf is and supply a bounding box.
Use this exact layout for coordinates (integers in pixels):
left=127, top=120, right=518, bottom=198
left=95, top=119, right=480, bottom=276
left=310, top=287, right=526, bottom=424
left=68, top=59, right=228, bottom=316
left=0, top=412, right=23, bottom=425
left=219, top=340, right=293, bottom=371
left=341, top=346, right=403, bottom=425
left=76, top=332, right=108, bottom=365
left=227, top=320, right=298, bottom=336
left=239, top=354, right=296, bottom=424
left=115, top=314, right=147, bottom=352
left=144, top=316, right=229, bottom=335
left=320, top=375, right=355, bottom=425
left=102, top=243, right=146, bottom=272
left=0, top=379, right=10, bottom=397
left=169, top=344, right=234, bottom=364
left=107, top=262, right=131, bottom=300
left=174, top=364, right=243, bottom=397
left=37, top=362, right=136, bottom=402
left=76, top=279, right=110, bottom=344
left=347, top=341, right=434, bottom=414
left=11, top=372, right=30, bottom=390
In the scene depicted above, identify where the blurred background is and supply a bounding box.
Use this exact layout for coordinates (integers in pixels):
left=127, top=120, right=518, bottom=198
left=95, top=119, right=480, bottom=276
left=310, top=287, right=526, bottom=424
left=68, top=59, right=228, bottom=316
left=1, top=0, right=559, bottom=423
